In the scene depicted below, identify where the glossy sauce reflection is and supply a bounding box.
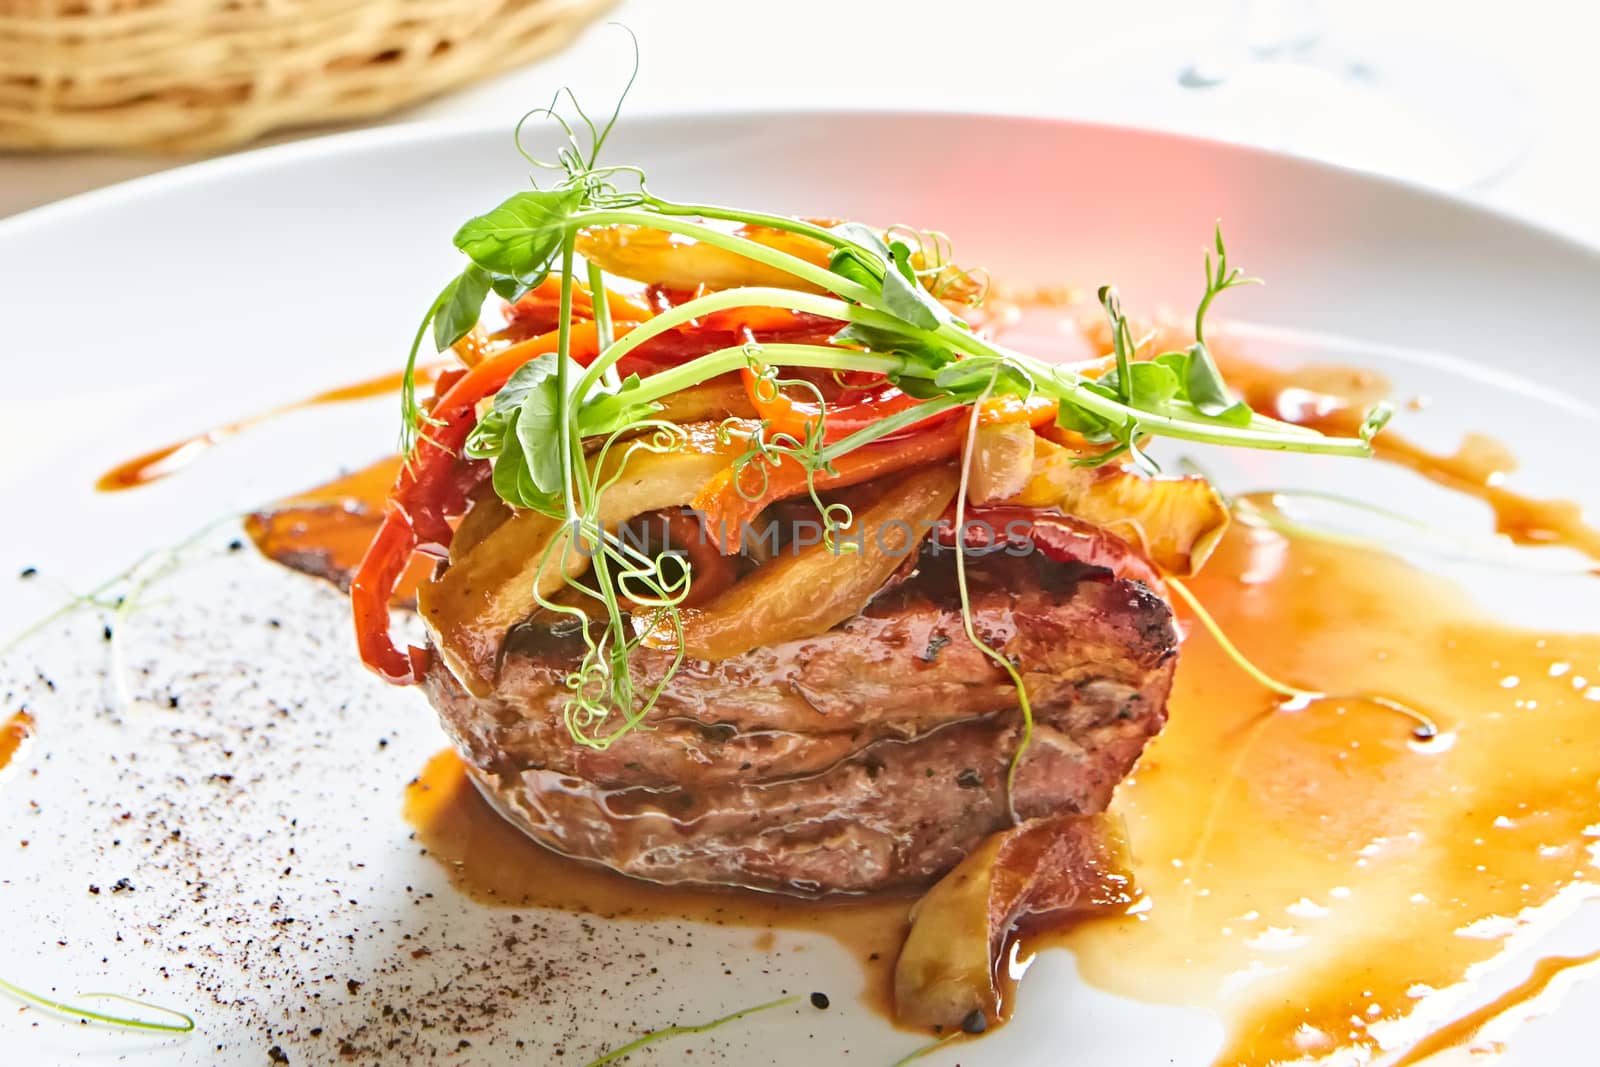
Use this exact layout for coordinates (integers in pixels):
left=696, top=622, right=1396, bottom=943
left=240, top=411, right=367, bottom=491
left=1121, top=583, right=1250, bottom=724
left=233, top=319, right=1600, bottom=1061
left=1051, top=526, right=1600, bottom=1065
left=403, top=749, right=913, bottom=1022
left=1390, top=949, right=1600, bottom=1066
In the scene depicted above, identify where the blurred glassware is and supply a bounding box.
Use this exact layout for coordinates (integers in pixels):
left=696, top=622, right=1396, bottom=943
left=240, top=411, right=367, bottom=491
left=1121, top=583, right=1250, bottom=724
left=1154, top=0, right=1534, bottom=191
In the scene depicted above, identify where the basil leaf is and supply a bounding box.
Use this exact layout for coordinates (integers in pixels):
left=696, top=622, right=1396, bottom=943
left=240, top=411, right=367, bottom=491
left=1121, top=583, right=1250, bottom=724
left=887, top=240, right=919, bottom=285
left=933, top=358, right=1032, bottom=402
left=462, top=414, right=504, bottom=460
left=827, top=247, right=881, bottom=293
left=486, top=352, right=585, bottom=504
left=453, top=187, right=582, bottom=276
left=825, top=222, right=948, bottom=330
left=880, top=240, right=948, bottom=330
left=932, top=358, right=1001, bottom=396
left=1125, top=361, right=1181, bottom=407
left=432, top=265, right=493, bottom=351
left=1183, top=342, right=1245, bottom=418
left=892, top=375, right=948, bottom=400
left=513, top=360, right=568, bottom=496
left=830, top=222, right=893, bottom=261
left=829, top=322, right=953, bottom=368
left=489, top=269, right=551, bottom=305
left=579, top=374, right=663, bottom=438
left=1204, top=399, right=1255, bottom=427
left=1054, top=401, right=1118, bottom=444
left=1152, top=350, right=1190, bottom=385
left=827, top=227, right=888, bottom=291
left=490, top=419, right=535, bottom=502
left=488, top=425, right=565, bottom=515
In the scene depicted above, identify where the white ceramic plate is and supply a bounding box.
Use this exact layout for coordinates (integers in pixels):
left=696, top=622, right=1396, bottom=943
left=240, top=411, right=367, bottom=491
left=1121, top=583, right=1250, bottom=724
left=1, top=113, right=1598, bottom=1067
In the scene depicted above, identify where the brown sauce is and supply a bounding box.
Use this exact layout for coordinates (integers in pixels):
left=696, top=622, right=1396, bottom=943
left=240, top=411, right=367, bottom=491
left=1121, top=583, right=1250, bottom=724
left=243, top=456, right=432, bottom=604
left=1051, top=525, right=1600, bottom=1065
left=1391, top=950, right=1600, bottom=1066
left=0, top=709, right=35, bottom=777
left=1220, top=354, right=1600, bottom=560
left=402, top=749, right=913, bottom=1022
left=96, top=364, right=442, bottom=492
left=401, top=527, right=1600, bottom=1061
left=235, top=312, right=1600, bottom=1058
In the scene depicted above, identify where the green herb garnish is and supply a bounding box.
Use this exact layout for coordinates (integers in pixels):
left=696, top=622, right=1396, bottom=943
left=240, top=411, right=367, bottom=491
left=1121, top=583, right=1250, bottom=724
left=0, top=976, right=195, bottom=1034
left=889, top=1030, right=964, bottom=1066
left=577, top=994, right=797, bottom=1067
left=392, top=49, right=1386, bottom=777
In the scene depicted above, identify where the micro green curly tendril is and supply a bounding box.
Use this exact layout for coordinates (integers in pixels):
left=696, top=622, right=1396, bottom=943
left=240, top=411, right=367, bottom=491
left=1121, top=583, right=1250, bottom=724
left=513, top=25, right=638, bottom=181
left=0, top=977, right=196, bottom=1034
left=536, top=426, right=697, bottom=748
left=730, top=361, right=863, bottom=553
left=883, top=225, right=990, bottom=306
left=1165, top=576, right=1440, bottom=740
left=731, top=362, right=829, bottom=494
left=577, top=995, right=799, bottom=1067
left=513, top=95, right=583, bottom=176
left=949, top=373, right=1039, bottom=823
left=889, top=1031, right=965, bottom=1067
left=399, top=65, right=1385, bottom=752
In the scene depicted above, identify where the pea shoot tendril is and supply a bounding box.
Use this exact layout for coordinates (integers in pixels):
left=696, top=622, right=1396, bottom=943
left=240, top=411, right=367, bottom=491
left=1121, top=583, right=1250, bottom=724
left=394, top=42, right=1386, bottom=768
left=577, top=994, right=798, bottom=1067
left=0, top=975, right=196, bottom=1034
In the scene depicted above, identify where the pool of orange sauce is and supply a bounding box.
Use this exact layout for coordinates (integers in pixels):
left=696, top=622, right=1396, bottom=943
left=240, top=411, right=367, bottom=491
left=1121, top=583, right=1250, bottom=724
left=396, top=523, right=1600, bottom=1063
left=0, top=710, right=35, bottom=777
left=234, top=335, right=1600, bottom=1062
left=402, top=748, right=913, bottom=1022
left=1034, top=524, right=1600, bottom=1065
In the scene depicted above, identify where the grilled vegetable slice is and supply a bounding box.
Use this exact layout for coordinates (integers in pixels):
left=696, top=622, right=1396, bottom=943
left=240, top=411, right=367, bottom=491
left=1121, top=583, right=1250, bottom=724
left=894, top=813, right=1134, bottom=1030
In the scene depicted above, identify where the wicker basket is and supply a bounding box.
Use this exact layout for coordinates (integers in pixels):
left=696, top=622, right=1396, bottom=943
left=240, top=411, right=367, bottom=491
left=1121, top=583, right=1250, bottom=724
left=0, top=0, right=614, bottom=153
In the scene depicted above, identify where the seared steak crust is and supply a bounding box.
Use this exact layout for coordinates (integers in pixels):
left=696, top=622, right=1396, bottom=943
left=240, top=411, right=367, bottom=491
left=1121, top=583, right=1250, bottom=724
left=422, top=546, right=1176, bottom=896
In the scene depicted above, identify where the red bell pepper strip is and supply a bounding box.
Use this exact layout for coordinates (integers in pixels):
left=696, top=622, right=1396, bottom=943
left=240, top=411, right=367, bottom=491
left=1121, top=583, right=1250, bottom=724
left=351, top=322, right=605, bottom=684
left=506, top=277, right=655, bottom=335
left=692, top=417, right=968, bottom=553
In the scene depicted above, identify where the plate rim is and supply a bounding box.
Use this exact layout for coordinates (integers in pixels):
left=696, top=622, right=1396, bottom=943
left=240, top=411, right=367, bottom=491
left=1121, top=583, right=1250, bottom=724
left=4, top=108, right=1599, bottom=266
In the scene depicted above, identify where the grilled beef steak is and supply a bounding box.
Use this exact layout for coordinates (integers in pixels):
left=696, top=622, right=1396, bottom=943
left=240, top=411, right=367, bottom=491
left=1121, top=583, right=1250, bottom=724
left=422, top=545, right=1176, bottom=896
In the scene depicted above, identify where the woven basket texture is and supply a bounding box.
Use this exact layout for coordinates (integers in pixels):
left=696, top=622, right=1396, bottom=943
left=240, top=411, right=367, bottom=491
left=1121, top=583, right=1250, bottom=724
left=0, top=0, right=613, bottom=152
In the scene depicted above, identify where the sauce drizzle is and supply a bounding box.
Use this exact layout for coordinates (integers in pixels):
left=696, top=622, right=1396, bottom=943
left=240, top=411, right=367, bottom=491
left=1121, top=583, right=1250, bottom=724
left=1392, top=950, right=1600, bottom=1066
left=1221, top=354, right=1600, bottom=560
left=96, top=364, right=444, bottom=493
left=0, top=710, right=35, bottom=777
